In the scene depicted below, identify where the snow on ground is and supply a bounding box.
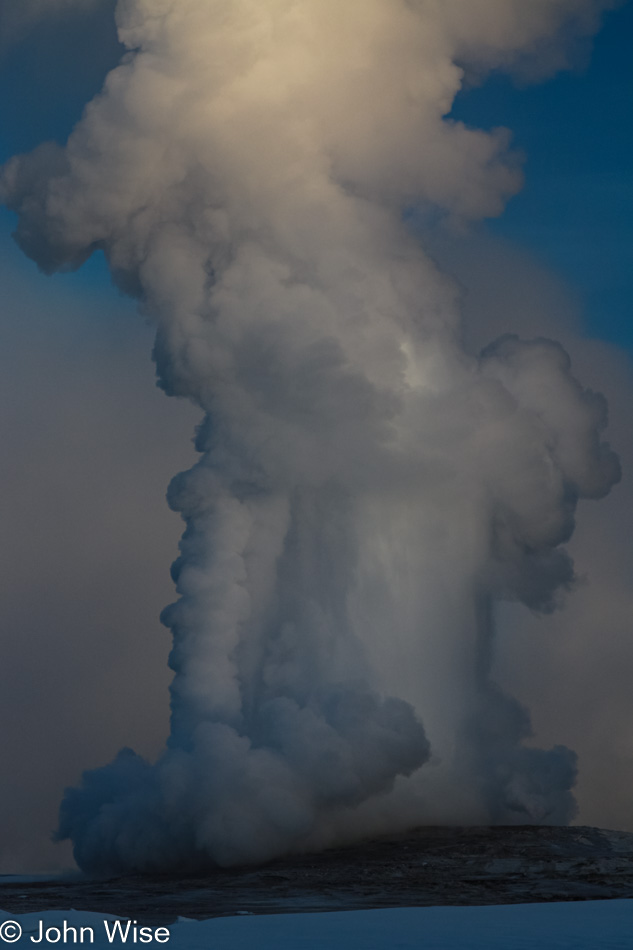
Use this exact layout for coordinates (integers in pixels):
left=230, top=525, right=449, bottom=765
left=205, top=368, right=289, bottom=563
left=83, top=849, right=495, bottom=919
left=2, top=901, right=632, bottom=949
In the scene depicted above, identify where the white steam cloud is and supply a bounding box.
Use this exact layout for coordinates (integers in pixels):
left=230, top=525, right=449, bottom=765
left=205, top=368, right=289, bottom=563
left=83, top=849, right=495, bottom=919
left=0, top=0, right=621, bottom=872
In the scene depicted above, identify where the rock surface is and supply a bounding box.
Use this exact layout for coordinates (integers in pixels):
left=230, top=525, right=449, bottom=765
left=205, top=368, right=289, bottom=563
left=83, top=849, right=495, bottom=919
left=2, top=826, right=633, bottom=924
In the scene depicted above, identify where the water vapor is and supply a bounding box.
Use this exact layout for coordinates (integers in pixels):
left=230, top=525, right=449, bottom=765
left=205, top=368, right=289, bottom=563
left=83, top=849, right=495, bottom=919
left=0, top=0, right=620, bottom=872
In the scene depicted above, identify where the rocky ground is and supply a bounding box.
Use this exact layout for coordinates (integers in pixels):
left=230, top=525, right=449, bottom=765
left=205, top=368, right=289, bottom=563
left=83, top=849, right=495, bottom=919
left=2, top=826, right=633, bottom=924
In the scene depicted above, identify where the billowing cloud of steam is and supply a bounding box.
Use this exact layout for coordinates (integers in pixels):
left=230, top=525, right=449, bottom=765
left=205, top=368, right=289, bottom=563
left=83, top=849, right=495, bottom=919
left=0, top=0, right=621, bottom=872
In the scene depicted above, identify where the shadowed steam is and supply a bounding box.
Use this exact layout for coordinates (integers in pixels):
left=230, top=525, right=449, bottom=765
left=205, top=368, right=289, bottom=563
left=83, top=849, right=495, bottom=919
left=0, top=0, right=620, bottom=872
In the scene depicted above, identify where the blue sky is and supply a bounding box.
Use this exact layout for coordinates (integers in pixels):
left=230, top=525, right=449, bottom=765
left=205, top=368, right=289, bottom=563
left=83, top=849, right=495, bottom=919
left=0, top=0, right=121, bottom=299
left=451, top=0, right=633, bottom=348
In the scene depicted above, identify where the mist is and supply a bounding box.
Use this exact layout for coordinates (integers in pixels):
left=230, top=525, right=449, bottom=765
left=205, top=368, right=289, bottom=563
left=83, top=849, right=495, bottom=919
left=0, top=0, right=625, bottom=873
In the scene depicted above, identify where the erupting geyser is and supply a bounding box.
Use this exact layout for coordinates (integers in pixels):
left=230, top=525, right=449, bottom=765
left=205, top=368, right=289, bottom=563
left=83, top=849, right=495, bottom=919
left=0, top=0, right=621, bottom=872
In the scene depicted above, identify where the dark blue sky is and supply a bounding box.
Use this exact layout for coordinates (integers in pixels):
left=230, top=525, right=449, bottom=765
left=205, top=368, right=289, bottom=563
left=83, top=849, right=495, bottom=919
left=0, top=0, right=631, bottom=346
left=451, top=0, right=633, bottom=348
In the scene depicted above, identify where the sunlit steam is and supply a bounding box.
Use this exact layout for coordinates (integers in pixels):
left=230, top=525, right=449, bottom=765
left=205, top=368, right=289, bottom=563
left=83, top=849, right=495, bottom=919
left=0, top=0, right=620, bottom=871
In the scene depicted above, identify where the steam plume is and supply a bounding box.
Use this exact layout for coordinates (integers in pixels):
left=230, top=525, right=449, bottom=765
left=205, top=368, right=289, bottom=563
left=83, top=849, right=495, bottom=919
left=0, top=0, right=620, bottom=872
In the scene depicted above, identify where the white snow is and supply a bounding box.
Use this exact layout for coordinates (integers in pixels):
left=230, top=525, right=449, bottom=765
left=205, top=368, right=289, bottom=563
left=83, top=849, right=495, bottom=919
left=2, top=901, right=633, bottom=949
